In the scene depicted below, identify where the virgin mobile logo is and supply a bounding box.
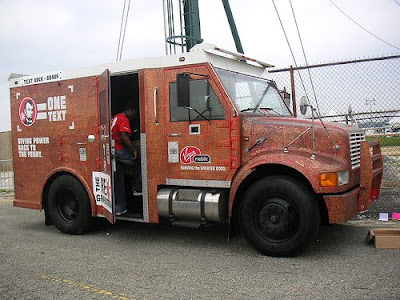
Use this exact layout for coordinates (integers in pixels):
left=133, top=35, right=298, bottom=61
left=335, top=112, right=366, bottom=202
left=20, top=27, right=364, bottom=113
left=180, top=146, right=201, bottom=164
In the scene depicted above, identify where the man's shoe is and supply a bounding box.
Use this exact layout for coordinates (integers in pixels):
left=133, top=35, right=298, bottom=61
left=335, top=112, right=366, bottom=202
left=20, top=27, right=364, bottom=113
left=116, top=209, right=127, bottom=216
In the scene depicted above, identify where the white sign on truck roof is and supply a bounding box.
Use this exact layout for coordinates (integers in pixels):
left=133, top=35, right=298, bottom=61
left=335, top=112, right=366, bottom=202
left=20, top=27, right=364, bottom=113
left=9, top=44, right=272, bottom=88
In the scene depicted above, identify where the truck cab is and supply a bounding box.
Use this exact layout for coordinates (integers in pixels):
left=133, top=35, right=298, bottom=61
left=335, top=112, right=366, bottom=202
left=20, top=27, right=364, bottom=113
left=9, top=44, right=383, bottom=256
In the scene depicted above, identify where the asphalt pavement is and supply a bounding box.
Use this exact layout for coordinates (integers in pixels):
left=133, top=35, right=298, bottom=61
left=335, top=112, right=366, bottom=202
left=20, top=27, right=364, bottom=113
left=1, top=198, right=399, bottom=300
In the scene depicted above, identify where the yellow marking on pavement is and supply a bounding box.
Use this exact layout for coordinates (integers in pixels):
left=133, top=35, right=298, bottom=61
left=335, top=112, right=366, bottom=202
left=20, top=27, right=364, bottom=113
left=0, top=198, right=13, bottom=203
left=42, top=274, right=134, bottom=300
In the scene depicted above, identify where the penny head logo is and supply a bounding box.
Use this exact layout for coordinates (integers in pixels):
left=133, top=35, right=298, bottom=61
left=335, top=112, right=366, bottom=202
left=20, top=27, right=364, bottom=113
left=19, top=97, right=37, bottom=126
left=180, top=146, right=201, bottom=164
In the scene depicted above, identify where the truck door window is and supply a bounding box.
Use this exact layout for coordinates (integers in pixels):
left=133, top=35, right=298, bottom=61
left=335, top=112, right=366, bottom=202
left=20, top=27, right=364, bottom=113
left=169, top=79, right=225, bottom=121
left=99, top=90, right=108, bottom=125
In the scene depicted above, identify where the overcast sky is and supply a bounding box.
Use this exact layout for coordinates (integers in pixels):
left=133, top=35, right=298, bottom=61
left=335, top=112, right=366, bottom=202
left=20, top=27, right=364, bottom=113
left=0, top=0, right=399, bottom=131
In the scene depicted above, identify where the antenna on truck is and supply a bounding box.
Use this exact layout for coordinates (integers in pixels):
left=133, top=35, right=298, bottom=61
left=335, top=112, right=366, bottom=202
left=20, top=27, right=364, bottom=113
left=284, top=96, right=317, bottom=159
left=284, top=96, right=340, bottom=159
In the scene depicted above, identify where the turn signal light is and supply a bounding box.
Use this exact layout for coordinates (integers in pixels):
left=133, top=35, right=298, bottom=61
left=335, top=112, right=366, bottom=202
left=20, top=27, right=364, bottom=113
left=320, top=173, right=338, bottom=187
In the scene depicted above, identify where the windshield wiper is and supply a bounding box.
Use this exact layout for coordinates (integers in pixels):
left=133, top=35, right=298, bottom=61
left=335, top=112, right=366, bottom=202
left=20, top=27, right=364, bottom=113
left=240, top=107, right=267, bottom=116
left=262, top=107, right=284, bottom=117
left=240, top=108, right=255, bottom=112
left=253, top=82, right=272, bottom=112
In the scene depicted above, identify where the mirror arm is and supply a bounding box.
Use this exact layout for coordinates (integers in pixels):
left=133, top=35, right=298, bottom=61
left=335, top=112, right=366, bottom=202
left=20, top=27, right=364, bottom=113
left=183, top=72, right=209, bottom=79
left=187, top=107, right=191, bottom=124
left=185, top=106, right=210, bottom=122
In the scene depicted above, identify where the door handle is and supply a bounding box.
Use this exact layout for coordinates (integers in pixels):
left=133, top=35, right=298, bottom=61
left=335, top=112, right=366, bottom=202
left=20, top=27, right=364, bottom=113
left=154, top=87, right=159, bottom=125
left=77, top=134, right=96, bottom=145
left=88, top=135, right=96, bottom=143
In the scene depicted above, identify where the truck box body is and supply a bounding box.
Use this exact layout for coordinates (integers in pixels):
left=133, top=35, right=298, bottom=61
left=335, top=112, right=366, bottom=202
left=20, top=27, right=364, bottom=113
left=9, top=44, right=383, bottom=256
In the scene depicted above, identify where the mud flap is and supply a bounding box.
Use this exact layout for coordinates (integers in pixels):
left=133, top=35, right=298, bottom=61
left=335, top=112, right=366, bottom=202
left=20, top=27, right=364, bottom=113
left=44, top=208, right=53, bottom=226
left=359, top=140, right=383, bottom=211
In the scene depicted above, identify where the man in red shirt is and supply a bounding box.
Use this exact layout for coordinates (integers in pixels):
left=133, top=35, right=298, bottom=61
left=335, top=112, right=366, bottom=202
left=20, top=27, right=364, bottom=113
left=111, top=107, right=138, bottom=215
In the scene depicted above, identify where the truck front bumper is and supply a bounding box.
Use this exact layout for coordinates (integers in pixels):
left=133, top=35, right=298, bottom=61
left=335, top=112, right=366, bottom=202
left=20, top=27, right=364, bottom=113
left=323, top=188, right=360, bottom=223
left=323, top=140, right=383, bottom=224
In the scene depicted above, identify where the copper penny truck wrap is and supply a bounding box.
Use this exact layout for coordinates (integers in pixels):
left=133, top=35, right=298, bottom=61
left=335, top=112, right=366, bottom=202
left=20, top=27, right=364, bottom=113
left=9, top=44, right=383, bottom=256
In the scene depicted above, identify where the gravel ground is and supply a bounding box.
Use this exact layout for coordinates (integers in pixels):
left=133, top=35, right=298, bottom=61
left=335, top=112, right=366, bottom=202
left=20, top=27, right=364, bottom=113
left=1, top=199, right=399, bottom=300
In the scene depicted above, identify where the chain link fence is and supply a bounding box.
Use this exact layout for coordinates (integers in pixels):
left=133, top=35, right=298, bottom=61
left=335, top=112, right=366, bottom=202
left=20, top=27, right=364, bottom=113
left=270, top=55, right=400, bottom=217
left=0, top=159, right=14, bottom=198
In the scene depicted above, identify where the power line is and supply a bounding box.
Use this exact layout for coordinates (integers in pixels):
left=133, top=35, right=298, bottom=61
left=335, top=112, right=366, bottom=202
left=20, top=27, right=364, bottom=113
left=394, top=0, right=400, bottom=6
left=116, top=0, right=131, bottom=61
left=288, top=0, right=338, bottom=148
left=270, top=0, right=310, bottom=103
left=119, top=0, right=131, bottom=61
left=116, top=0, right=127, bottom=61
left=272, top=0, right=339, bottom=149
left=327, top=0, right=400, bottom=51
left=288, top=0, right=321, bottom=116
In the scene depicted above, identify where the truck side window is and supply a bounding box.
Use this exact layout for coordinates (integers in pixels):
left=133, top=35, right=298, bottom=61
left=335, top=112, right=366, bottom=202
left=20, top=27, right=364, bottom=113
left=169, top=79, right=225, bottom=121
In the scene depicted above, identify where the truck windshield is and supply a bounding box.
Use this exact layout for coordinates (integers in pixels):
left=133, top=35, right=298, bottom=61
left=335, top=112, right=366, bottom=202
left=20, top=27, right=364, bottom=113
left=216, top=68, right=291, bottom=116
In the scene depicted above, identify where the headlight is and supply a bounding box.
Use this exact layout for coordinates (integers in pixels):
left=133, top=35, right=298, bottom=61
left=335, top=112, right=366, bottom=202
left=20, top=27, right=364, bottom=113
left=320, top=171, right=349, bottom=187
left=338, top=171, right=349, bottom=185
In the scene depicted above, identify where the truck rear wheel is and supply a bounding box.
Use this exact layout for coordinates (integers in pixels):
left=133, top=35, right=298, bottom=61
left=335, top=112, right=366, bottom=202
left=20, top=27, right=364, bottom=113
left=240, top=176, right=320, bottom=257
left=48, top=175, right=93, bottom=235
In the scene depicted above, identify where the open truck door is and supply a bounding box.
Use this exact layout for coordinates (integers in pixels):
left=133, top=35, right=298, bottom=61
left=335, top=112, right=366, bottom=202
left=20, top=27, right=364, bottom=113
left=94, top=69, right=114, bottom=223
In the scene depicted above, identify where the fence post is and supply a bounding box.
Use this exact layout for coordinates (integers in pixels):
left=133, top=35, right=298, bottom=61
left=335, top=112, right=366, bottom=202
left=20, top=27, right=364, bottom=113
left=289, top=65, right=297, bottom=117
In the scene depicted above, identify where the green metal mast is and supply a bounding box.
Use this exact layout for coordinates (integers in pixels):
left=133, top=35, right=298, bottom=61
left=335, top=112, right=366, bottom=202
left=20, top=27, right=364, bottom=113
left=164, top=0, right=203, bottom=54
left=163, top=0, right=243, bottom=54
left=221, top=0, right=244, bottom=54
left=183, top=0, right=203, bottom=51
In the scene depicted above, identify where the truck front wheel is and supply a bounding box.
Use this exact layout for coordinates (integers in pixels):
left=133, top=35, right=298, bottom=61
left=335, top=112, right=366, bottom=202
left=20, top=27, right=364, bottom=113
left=48, top=175, right=94, bottom=235
left=240, top=176, right=320, bottom=257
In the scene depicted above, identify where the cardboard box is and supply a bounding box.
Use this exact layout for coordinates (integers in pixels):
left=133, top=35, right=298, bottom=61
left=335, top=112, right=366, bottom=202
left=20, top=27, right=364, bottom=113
left=366, top=229, right=400, bottom=249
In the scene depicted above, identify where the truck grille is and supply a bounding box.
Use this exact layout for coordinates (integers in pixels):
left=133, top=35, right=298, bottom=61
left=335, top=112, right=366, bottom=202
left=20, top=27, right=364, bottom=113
left=349, top=132, right=365, bottom=168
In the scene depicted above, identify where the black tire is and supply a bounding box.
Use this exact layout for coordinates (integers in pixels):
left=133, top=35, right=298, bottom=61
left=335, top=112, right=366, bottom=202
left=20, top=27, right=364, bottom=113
left=48, top=175, right=94, bottom=235
left=240, top=176, right=320, bottom=257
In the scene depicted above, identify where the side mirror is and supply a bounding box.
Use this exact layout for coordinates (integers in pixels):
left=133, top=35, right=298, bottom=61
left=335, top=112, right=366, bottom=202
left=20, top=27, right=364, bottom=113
left=300, top=96, right=308, bottom=115
left=280, top=87, right=291, bottom=108
left=348, top=104, right=353, bottom=116
left=177, top=73, right=190, bottom=107
left=205, top=95, right=211, bottom=110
